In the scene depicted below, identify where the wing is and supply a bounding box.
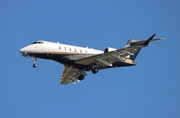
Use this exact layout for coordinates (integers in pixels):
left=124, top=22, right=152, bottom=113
left=75, top=35, right=163, bottom=66
left=60, top=65, right=87, bottom=85
left=75, top=45, right=142, bottom=66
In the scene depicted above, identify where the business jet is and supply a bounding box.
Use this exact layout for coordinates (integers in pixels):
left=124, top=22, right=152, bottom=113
left=19, top=34, right=163, bottom=84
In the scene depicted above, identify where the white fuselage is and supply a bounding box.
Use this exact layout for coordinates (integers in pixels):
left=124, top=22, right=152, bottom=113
left=20, top=41, right=103, bottom=63
left=21, top=41, right=103, bottom=54
left=20, top=40, right=135, bottom=70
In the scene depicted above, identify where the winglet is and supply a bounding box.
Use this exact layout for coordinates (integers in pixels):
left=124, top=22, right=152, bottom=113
left=129, top=34, right=163, bottom=46
left=143, top=33, right=156, bottom=46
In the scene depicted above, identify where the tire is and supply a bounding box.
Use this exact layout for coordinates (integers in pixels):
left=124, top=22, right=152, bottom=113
left=33, top=64, right=37, bottom=68
left=78, top=75, right=85, bottom=80
left=92, top=68, right=98, bottom=74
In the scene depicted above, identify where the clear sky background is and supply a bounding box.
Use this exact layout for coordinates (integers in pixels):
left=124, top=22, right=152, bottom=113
left=1, top=0, right=180, bottom=118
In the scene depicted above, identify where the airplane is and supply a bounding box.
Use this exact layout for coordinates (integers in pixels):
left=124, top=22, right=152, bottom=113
left=19, top=34, right=163, bottom=85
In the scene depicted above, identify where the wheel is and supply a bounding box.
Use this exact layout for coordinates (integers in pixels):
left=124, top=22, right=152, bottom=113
left=78, top=74, right=85, bottom=81
left=92, top=68, right=98, bottom=74
left=33, top=64, right=37, bottom=68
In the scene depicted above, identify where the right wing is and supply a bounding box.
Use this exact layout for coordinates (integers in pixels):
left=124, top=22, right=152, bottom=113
left=75, top=34, right=163, bottom=67
left=60, top=65, right=87, bottom=85
left=74, top=45, right=141, bottom=66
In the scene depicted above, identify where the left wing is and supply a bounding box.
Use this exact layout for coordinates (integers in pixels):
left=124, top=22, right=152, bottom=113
left=60, top=65, right=87, bottom=84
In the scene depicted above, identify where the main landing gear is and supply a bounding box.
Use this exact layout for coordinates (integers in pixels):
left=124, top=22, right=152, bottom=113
left=92, top=65, right=99, bottom=74
left=78, top=74, right=85, bottom=81
left=33, top=57, right=38, bottom=68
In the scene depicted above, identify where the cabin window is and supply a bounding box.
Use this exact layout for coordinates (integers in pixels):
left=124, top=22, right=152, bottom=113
left=64, top=47, right=66, bottom=50
left=32, top=41, right=43, bottom=44
left=32, top=42, right=37, bottom=44
left=80, top=49, right=82, bottom=53
left=69, top=48, right=71, bottom=51
left=59, top=46, right=61, bottom=50
left=74, top=49, right=77, bottom=52
left=38, top=42, right=43, bottom=44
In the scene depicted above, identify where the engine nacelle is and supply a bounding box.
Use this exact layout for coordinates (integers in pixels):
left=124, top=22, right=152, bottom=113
left=104, top=47, right=117, bottom=53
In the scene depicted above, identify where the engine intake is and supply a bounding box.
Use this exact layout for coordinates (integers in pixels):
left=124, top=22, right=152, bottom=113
left=104, top=47, right=117, bottom=53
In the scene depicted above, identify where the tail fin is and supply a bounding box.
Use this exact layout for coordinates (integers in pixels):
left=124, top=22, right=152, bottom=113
left=124, top=34, right=163, bottom=60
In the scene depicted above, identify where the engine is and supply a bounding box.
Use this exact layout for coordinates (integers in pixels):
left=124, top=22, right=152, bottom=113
left=104, top=47, right=117, bottom=53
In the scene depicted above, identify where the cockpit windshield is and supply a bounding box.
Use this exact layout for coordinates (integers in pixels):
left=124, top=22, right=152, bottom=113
left=32, top=41, right=44, bottom=44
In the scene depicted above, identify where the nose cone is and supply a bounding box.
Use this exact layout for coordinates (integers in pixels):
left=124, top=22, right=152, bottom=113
left=19, top=47, right=26, bottom=53
left=19, top=46, right=30, bottom=57
left=19, top=46, right=29, bottom=55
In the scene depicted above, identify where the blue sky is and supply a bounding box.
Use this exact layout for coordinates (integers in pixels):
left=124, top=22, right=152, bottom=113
left=1, top=0, right=180, bottom=118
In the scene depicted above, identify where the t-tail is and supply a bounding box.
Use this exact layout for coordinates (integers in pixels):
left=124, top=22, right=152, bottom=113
left=125, top=34, right=163, bottom=60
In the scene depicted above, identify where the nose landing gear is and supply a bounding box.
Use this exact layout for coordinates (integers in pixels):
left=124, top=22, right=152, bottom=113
left=33, top=57, right=38, bottom=68
left=33, top=63, right=37, bottom=68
